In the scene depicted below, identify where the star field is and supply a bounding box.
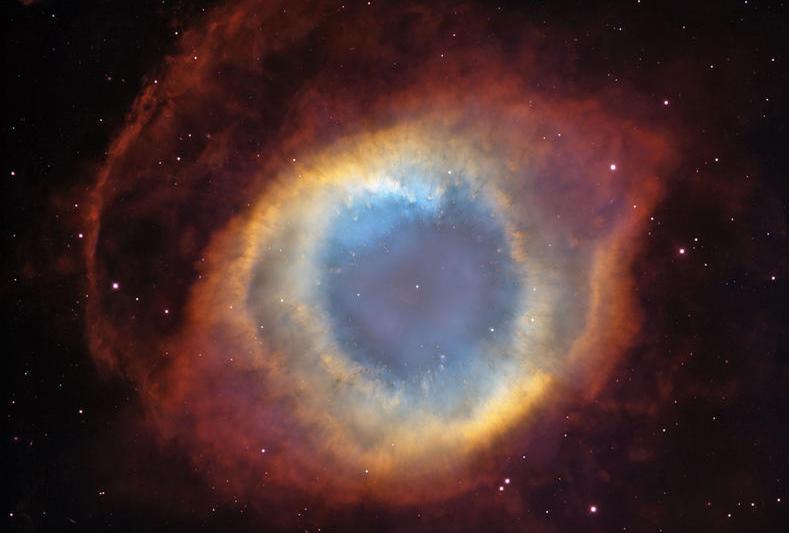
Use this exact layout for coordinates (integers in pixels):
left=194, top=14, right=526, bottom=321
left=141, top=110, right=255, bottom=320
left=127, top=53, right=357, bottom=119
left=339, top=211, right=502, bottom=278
left=2, top=1, right=788, bottom=532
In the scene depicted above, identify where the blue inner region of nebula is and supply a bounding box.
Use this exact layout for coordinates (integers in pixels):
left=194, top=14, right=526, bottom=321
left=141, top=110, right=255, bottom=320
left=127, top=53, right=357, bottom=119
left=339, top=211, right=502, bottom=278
left=319, top=183, right=522, bottom=385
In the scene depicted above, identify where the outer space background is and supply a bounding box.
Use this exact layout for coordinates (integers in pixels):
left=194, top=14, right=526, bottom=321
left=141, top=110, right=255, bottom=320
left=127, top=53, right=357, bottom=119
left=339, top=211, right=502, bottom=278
left=2, top=1, right=788, bottom=532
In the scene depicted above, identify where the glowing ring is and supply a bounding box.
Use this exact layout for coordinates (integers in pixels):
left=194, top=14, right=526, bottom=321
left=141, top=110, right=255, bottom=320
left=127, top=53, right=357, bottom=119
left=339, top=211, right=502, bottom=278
left=84, top=1, right=673, bottom=506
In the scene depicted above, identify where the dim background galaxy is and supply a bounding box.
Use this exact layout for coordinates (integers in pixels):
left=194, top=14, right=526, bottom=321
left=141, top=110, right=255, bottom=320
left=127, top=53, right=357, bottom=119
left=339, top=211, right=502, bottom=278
left=2, top=0, right=789, bottom=532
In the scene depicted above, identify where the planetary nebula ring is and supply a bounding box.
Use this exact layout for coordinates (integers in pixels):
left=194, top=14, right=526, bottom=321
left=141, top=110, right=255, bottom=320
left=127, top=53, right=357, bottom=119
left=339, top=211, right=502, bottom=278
left=86, top=1, right=674, bottom=505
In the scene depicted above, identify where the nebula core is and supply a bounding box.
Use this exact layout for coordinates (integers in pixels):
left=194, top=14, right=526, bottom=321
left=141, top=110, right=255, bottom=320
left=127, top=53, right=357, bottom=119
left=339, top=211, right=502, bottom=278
left=84, top=0, right=675, bottom=507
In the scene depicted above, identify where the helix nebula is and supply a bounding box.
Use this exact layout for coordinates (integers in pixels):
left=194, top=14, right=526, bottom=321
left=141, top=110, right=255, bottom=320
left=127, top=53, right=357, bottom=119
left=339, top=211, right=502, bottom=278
left=6, top=0, right=788, bottom=532
left=85, top=0, right=675, bottom=507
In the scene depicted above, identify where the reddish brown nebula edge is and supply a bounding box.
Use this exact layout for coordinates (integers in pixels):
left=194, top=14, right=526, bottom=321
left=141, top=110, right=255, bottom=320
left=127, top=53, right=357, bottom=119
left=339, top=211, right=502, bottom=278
left=84, top=0, right=677, bottom=508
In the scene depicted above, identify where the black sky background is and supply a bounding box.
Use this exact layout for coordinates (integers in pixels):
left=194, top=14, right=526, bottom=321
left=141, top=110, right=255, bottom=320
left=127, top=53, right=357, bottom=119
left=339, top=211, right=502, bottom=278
left=3, top=1, right=789, bottom=531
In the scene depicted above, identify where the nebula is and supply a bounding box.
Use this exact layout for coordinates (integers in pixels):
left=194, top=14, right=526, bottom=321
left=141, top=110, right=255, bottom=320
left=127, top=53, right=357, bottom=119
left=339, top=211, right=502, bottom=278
left=84, top=0, right=676, bottom=508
